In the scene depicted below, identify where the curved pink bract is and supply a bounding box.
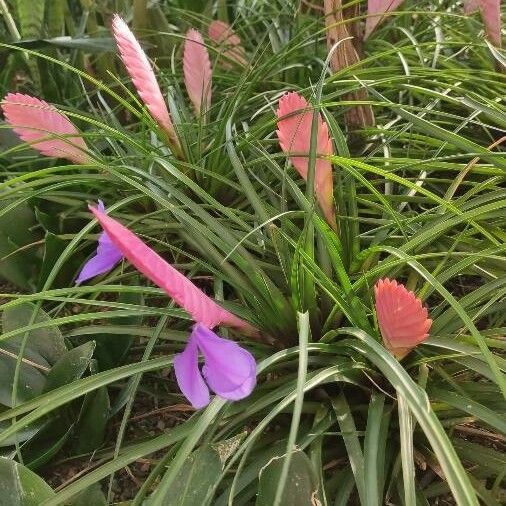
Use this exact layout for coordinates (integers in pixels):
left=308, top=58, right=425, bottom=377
left=276, top=92, right=336, bottom=230
left=1, top=93, right=89, bottom=164
left=364, top=0, right=405, bottom=40
left=183, top=29, right=212, bottom=115
left=89, top=205, right=257, bottom=334
left=208, top=20, right=247, bottom=66
left=464, top=0, right=502, bottom=48
left=112, top=15, right=180, bottom=145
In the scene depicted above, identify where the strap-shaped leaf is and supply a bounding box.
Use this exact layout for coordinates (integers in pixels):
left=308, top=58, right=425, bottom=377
left=1, top=93, right=89, bottom=164
left=90, top=206, right=257, bottom=334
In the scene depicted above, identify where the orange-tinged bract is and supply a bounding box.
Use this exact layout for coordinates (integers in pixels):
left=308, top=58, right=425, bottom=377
left=1, top=93, right=89, bottom=164
left=365, top=0, right=405, bottom=40
left=183, top=29, right=212, bottom=115
left=208, top=20, right=247, bottom=66
left=374, top=278, right=432, bottom=359
left=111, top=14, right=180, bottom=146
left=276, top=92, right=336, bottom=230
left=89, top=205, right=257, bottom=335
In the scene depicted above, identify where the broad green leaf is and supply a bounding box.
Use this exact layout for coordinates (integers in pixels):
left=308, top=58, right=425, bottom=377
left=37, top=232, right=70, bottom=290
left=256, top=449, right=318, bottom=506
left=2, top=303, right=67, bottom=365
left=364, top=393, right=387, bottom=506
left=0, top=233, right=34, bottom=290
left=22, top=420, right=74, bottom=469
left=15, top=0, right=45, bottom=38
left=0, top=457, right=55, bottom=505
left=0, top=303, right=66, bottom=406
left=0, top=418, right=47, bottom=447
left=67, top=483, right=107, bottom=506
left=72, top=386, right=109, bottom=454
left=159, top=446, right=223, bottom=506
left=94, top=290, right=142, bottom=370
left=43, top=341, right=95, bottom=392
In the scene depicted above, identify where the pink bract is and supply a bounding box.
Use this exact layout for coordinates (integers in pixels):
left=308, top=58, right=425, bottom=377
left=1, top=93, right=89, bottom=164
left=276, top=92, right=336, bottom=230
left=374, top=278, right=432, bottom=359
left=89, top=205, right=257, bottom=334
left=183, top=29, right=212, bottom=115
left=111, top=14, right=180, bottom=146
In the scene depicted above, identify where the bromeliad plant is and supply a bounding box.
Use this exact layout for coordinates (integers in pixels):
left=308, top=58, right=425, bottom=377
left=0, top=2, right=505, bottom=505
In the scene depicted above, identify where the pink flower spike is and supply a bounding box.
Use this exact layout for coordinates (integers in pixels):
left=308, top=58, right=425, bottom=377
left=276, top=92, right=336, bottom=230
left=364, top=0, right=405, bottom=40
left=208, top=20, right=247, bottom=67
left=89, top=204, right=257, bottom=334
left=183, top=29, right=212, bottom=116
left=374, top=278, right=432, bottom=359
left=1, top=93, right=90, bottom=164
left=111, top=14, right=180, bottom=146
left=464, top=0, right=502, bottom=48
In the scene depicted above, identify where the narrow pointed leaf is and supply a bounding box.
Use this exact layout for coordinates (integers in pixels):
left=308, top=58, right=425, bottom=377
left=1, top=93, right=89, bottom=163
left=111, top=14, right=180, bottom=144
left=365, top=0, right=405, bottom=40
left=90, top=206, right=257, bottom=334
left=183, top=29, right=212, bottom=115
left=276, top=92, right=336, bottom=230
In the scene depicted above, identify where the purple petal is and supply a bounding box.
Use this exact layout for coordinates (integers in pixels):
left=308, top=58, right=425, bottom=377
left=193, top=324, right=257, bottom=401
left=173, top=335, right=210, bottom=409
left=75, top=202, right=123, bottom=285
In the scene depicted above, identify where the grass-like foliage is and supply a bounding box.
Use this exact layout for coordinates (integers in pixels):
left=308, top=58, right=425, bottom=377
left=0, top=1, right=505, bottom=504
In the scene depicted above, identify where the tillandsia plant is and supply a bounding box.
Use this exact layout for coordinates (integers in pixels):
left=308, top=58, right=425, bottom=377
left=0, top=1, right=505, bottom=505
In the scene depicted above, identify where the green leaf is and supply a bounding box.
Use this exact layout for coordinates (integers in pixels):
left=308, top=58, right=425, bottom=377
left=0, top=233, right=35, bottom=290
left=159, top=446, right=223, bottom=506
left=256, top=449, right=318, bottom=506
left=272, top=312, right=311, bottom=506
left=43, top=341, right=95, bottom=392
left=22, top=420, right=74, bottom=470
left=66, top=483, right=107, bottom=506
left=340, top=329, right=480, bottom=505
left=15, top=0, right=45, bottom=38
left=331, top=391, right=365, bottom=503
left=0, top=457, right=55, bottom=505
left=37, top=232, right=69, bottom=291
left=2, top=303, right=67, bottom=365
left=0, top=303, right=67, bottom=407
left=72, top=386, right=109, bottom=454
left=364, top=393, right=387, bottom=506
left=94, top=290, right=142, bottom=370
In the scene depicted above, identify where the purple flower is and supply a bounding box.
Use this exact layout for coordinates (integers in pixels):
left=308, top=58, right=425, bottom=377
left=75, top=200, right=123, bottom=285
left=174, top=323, right=257, bottom=409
